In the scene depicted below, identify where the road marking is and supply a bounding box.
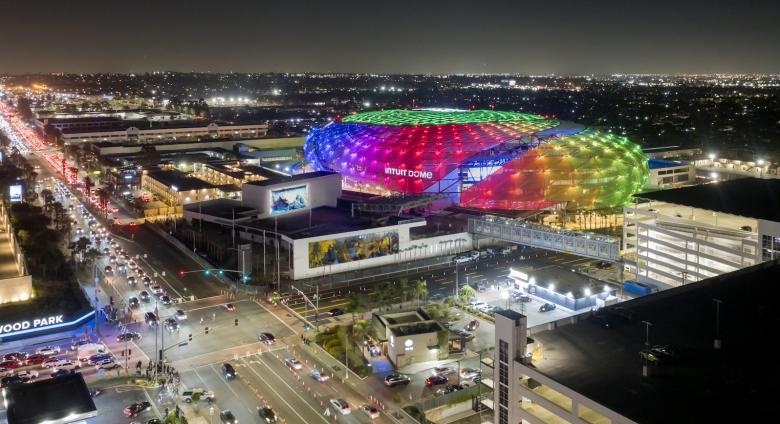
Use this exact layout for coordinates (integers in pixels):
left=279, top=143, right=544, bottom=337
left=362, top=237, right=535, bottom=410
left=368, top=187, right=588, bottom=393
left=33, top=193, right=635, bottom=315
left=253, top=300, right=299, bottom=335
left=240, top=356, right=329, bottom=424
left=138, top=256, right=185, bottom=299
left=142, top=387, right=163, bottom=419
left=184, top=299, right=249, bottom=313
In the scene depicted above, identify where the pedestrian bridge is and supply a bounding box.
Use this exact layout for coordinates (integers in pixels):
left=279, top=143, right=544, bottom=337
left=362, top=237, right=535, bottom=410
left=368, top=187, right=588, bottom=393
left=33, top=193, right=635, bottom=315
left=468, top=217, right=621, bottom=261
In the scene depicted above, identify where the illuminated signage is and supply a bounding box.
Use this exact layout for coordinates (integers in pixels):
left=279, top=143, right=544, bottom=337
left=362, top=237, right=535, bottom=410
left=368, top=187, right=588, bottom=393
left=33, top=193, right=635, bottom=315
left=384, top=167, right=433, bottom=179
left=0, top=315, right=64, bottom=334
left=0, top=311, right=94, bottom=338
left=270, top=185, right=307, bottom=215
left=9, top=184, right=22, bottom=202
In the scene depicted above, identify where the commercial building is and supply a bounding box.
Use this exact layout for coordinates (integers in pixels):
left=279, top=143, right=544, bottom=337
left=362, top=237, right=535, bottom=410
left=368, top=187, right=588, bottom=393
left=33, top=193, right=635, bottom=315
left=493, top=259, right=780, bottom=424
left=141, top=168, right=239, bottom=206
left=3, top=373, right=97, bottom=423
left=62, top=121, right=268, bottom=143
left=623, top=178, right=780, bottom=287
left=183, top=171, right=474, bottom=280
left=645, top=159, right=695, bottom=188
left=192, top=161, right=284, bottom=191
left=373, top=309, right=447, bottom=368
left=305, top=109, right=649, bottom=211
left=508, top=267, right=617, bottom=311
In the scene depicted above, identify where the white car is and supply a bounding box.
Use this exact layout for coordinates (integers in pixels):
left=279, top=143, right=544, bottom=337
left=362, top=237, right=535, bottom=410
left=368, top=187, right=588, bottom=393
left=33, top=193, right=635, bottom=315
left=51, top=361, right=80, bottom=372
left=95, top=359, right=120, bottom=370
left=174, top=309, right=187, bottom=321
left=181, top=388, right=215, bottom=403
left=310, top=369, right=330, bottom=382
left=361, top=404, right=380, bottom=419
left=284, top=357, right=303, bottom=370
left=36, top=346, right=61, bottom=356
left=15, top=370, right=39, bottom=381
left=329, top=399, right=351, bottom=415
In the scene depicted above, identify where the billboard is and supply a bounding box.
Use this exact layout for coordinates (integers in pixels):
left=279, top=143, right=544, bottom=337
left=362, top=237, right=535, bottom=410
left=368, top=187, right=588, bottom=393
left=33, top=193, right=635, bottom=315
left=309, top=230, right=399, bottom=268
left=9, top=184, right=23, bottom=203
left=270, top=185, right=307, bottom=215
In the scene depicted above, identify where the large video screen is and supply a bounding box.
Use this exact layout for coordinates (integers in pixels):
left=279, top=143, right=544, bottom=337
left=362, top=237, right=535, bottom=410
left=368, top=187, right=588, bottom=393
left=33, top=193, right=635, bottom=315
left=309, top=230, right=399, bottom=268
left=270, top=185, right=307, bottom=215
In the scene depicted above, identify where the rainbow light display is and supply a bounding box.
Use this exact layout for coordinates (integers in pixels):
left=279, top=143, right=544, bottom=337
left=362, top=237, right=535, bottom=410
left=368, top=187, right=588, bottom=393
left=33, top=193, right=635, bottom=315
left=305, top=109, right=649, bottom=210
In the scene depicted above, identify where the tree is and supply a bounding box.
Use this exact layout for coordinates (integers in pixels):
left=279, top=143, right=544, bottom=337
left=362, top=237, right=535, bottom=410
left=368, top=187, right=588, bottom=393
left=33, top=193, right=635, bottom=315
left=138, top=145, right=160, bottom=169
left=40, top=189, right=54, bottom=214
left=17, top=97, right=33, bottom=120
left=458, top=285, right=477, bottom=305
left=96, top=188, right=110, bottom=217
left=398, top=277, right=410, bottom=303
left=345, top=292, right=364, bottom=322
left=74, top=236, right=91, bottom=264
left=413, top=279, right=429, bottom=306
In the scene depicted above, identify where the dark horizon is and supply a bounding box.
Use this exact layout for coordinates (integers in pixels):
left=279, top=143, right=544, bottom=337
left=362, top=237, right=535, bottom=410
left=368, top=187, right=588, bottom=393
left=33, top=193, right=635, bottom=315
left=1, top=0, right=778, bottom=75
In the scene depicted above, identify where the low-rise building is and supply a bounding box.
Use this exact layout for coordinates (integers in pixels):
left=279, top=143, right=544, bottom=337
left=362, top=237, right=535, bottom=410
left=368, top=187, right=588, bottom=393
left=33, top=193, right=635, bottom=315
left=373, top=309, right=447, bottom=368
left=141, top=168, right=237, bottom=206
left=645, top=159, right=695, bottom=188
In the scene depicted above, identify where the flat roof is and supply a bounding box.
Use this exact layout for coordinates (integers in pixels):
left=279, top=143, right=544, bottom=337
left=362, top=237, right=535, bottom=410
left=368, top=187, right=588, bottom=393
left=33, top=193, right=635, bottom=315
left=648, top=159, right=688, bottom=169
left=238, top=206, right=408, bottom=239
left=636, top=178, right=780, bottom=222
left=527, top=259, right=780, bottom=424
left=4, top=373, right=96, bottom=424
left=527, top=266, right=599, bottom=298
left=243, top=170, right=337, bottom=187
left=145, top=169, right=216, bottom=191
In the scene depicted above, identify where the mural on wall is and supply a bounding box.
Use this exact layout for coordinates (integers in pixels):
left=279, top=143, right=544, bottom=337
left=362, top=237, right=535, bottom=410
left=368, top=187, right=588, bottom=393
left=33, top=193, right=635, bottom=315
left=270, top=185, right=307, bottom=215
left=308, top=230, right=399, bottom=268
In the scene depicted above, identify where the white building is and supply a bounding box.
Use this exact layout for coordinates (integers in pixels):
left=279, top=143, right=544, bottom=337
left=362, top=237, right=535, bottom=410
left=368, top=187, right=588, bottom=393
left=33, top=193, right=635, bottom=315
left=623, top=178, right=780, bottom=288
left=645, top=159, right=695, bottom=189
left=63, top=122, right=268, bottom=143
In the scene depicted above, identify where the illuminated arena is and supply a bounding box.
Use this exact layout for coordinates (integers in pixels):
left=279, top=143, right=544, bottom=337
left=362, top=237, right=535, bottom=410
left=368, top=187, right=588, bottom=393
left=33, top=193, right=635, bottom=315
left=304, top=109, right=649, bottom=211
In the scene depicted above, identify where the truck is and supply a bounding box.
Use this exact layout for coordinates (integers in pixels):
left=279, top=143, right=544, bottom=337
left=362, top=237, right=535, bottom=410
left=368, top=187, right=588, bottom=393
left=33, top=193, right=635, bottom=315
left=623, top=281, right=658, bottom=297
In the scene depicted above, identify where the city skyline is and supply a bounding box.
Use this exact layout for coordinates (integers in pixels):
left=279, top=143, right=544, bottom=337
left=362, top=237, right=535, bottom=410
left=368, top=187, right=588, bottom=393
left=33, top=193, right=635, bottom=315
left=1, top=0, right=778, bottom=74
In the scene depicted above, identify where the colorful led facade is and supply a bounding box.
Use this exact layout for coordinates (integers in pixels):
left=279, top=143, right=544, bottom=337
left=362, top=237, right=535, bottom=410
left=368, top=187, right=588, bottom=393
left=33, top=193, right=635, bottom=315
left=305, top=109, right=649, bottom=211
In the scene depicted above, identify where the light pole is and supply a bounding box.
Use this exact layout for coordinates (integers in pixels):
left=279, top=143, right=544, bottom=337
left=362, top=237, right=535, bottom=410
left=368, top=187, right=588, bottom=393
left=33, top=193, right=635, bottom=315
left=713, top=298, right=723, bottom=349
left=501, top=289, right=510, bottom=310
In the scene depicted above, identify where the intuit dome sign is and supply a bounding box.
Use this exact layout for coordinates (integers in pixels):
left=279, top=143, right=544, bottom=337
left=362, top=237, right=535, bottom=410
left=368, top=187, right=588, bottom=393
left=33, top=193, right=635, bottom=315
left=0, top=311, right=94, bottom=342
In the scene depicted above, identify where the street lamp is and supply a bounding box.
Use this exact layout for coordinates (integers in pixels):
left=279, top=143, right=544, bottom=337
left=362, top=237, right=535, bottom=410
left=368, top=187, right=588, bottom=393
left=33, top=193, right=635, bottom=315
left=501, top=290, right=510, bottom=310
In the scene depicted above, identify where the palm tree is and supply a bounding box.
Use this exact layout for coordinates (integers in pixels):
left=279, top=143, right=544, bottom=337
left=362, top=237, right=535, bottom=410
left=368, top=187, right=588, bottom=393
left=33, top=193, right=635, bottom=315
left=398, top=277, right=410, bottom=304
left=73, top=236, right=91, bottom=265
left=40, top=189, right=54, bottom=214
left=96, top=188, right=110, bottom=217
left=414, top=279, right=429, bottom=307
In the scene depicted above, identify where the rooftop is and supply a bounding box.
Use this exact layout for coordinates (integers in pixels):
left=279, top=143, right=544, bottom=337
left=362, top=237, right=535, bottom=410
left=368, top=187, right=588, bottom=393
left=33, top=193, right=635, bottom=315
left=526, top=259, right=780, bottom=424
left=237, top=206, right=409, bottom=239
left=243, top=170, right=337, bottom=187
left=648, top=158, right=688, bottom=169
left=637, top=177, right=780, bottom=222
left=145, top=168, right=216, bottom=192
left=3, top=373, right=96, bottom=424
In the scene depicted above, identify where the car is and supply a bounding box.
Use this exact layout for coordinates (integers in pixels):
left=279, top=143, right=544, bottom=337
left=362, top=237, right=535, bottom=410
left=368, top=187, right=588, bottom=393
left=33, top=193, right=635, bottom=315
left=160, top=295, right=172, bottom=306
left=181, top=388, right=215, bottom=403
left=425, top=374, right=448, bottom=387
left=222, top=363, right=236, bottom=379
left=329, top=398, right=351, bottom=415
left=128, top=260, right=137, bottom=270
left=452, top=329, right=476, bottom=341
left=104, top=265, right=113, bottom=275
left=539, top=303, right=557, bottom=312
left=0, top=375, right=25, bottom=387
left=310, top=369, right=330, bottom=382
left=129, top=296, right=140, bottom=308
left=51, top=361, right=80, bottom=372
left=151, top=285, right=163, bottom=294
left=513, top=293, right=532, bottom=303
left=460, top=367, right=481, bottom=380
left=117, top=264, right=126, bottom=273
left=258, top=405, right=278, bottom=423
left=124, top=401, right=151, bottom=417
left=86, top=353, right=112, bottom=365
left=116, top=332, right=141, bottom=342
left=640, top=345, right=679, bottom=364
left=24, top=354, right=47, bottom=366
left=361, top=404, right=381, bottom=419
left=3, top=352, right=26, bottom=362
left=164, top=318, right=179, bottom=332
left=139, top=291, right=151, bottom=302
left=476, top=283, right=487, bottom=293
left=95, top=358, right=120, bottom=370
left=142, top=276, right=152, bottom=286
left=465, top=319, right=480, bottom=331
left=500, top=247, right=512, bottom=255
left=432, top=366, right=456, bottom=376
left=174, top=309, right=187, bottom=320
left=0, top=360, right=22, bottom=369
left=219, top=410, right=238, bottom=424
left=284, top=357, right=303, bottom=370
left=223, top=303, right=235, bottom=312
left=453, top=255, right=472, bottom=264
left=127, top=276, right=137, bottom=285
left=109, top=255, right=116, bottom=263
left=147, top=419, right=162, bottom=424
left=384, top=373, right=411, bottom=387
left=36, top=346, right=61, bottom=356
left=469, top=300, right=487, bottom=309
left=258, top=332, right=275, bottom=344
left=14, top=370, right=39, bottom=381
left=102, top=247, right=110, bottom=255
left=329, top=308, right=344, bottom=316
left=42, top=357, right=68, bottom=368
left=437, top=384, right=465, bottom=396
left=145, top=312, right=158, bottom=326
left=70, top=340, right=93, bottom=351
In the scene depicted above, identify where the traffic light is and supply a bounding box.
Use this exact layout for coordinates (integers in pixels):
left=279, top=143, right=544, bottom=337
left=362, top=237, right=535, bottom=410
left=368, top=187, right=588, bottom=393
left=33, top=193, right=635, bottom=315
left=218, top=269, right=224, bottom=275
left=204, top=327, right=209, bottom=334
left=234, top=318, right=238, bottom=326
left=204, top=269, right=210, bottom=276
left=179, top=270, right=185, bottom=278
left=188, top=333, right=192, bottom=342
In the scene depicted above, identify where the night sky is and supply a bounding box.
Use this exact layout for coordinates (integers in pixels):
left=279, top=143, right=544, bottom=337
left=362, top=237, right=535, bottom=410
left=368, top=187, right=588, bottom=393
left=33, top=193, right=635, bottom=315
left=1, top=0, right=778, bottom=74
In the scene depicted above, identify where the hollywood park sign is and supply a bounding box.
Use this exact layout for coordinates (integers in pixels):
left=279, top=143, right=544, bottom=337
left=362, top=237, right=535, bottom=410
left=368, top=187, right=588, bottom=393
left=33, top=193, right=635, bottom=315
left=0, top=315, right=64, bottom=334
